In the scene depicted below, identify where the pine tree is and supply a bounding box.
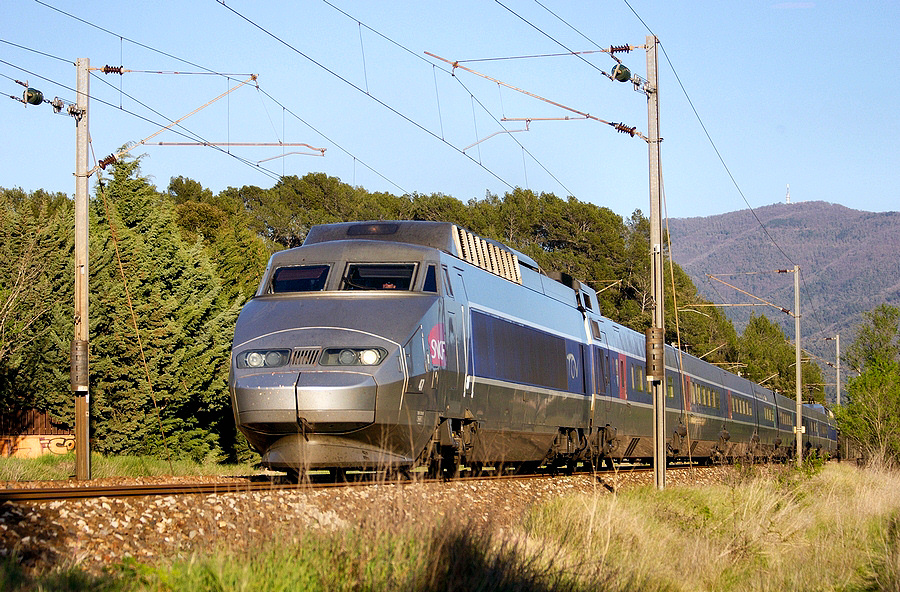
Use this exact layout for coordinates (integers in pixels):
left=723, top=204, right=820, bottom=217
left=0, top=188, right=74, bottom=419
left=90, top=156, right=241, bottom=460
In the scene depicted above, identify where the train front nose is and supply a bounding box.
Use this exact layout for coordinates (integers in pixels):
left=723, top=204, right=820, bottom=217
left=231, top=366, right=378, bottom=432
left=295, top=369, right=377, bottom=430
left=230, top=332, right=407, bottom=468
left=232, top=340, right=396, bottom=431
left=229, top=291, right=441, bottom=470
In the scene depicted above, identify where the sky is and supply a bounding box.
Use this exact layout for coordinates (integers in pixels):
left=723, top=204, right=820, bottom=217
left=2, top=1, right=899, bottom=220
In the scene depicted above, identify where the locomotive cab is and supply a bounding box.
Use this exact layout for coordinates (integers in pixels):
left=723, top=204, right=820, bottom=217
left=230, top=237, right=444, bottom=470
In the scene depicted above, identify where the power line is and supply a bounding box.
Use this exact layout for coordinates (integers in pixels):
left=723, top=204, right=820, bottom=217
left=320, top=0, right=447, bottom=71
left=29, top=0, right=517, bottom=195
left=33, top=0, right=227, bottom=76
left=456, top=49, right=614, bottom=64
left=427, top=52, right=647, bottom=141
left=533, top=0, right=606, bottom=52
left=320, top=0, right=580, bottom=196
left=494, top=0, right=613, bottom=79
left=0, top=38, right=72, bottom=64
left=440, top=66, right=579, bottom=198
left=13, top=6, right=397, bottom=189
left=1, top=54, right=282, bottom=183
left=1, top=37, right=279, bottom=178
left=618, top=0, right=836, bottom=347
left=216, top=1, right=518, bottom=193
left=85, top=71, right=282, bottom=182
left=253, top=85, right=409, bottom=195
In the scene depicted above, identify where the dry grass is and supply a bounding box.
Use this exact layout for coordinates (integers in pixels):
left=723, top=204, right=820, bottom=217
left=522, top=461, right=900, bottom=591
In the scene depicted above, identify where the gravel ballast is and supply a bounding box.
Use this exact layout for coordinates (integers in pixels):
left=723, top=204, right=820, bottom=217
left=1, top=466, right=733, bottom=574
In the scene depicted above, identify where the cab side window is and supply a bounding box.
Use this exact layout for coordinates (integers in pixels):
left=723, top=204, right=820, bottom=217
left=423, top=265, right=437, bottom=293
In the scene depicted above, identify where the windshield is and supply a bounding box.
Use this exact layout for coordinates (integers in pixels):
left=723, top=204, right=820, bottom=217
left=341, top=264, right=416, bottom=290
left=271, top=265, right=330, bottom=293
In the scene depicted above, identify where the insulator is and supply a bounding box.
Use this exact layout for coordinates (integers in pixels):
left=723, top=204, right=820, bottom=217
left=102, top=65, right=124, bottom=75
left=614, top=123, right=637, bottom=137
left=98, top=154, right=117, bottom=169
left=611, top=64, right=631, bottom=83
left=609, top=45, right=632, bottom=54
left=23, top=87, right=44, bottom=106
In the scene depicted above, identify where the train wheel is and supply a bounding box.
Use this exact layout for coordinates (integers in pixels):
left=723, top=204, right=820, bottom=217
left=439, top=445, right=460, bottom=480
left=515, top=461, right=541, bottom=475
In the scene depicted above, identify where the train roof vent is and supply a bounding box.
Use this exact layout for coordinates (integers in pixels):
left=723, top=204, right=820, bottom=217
left=452, top=226, right=522, bottom=284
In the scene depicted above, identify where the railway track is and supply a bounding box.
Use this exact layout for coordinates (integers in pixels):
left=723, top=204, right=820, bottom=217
left=0, top=463, right=679, bottom=503
left=0, top=464, right=734, bottom=576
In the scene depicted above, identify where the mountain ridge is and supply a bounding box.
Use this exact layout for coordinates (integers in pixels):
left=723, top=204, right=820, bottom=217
left=667, top=200, right=900, bottom=349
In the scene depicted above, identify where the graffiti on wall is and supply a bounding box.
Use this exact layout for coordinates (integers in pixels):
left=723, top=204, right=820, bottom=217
left=0, top=435, right=76, bottom=458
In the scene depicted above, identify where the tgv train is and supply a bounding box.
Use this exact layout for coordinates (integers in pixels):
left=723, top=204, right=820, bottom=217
left=229, top=220, right=837, bottom=476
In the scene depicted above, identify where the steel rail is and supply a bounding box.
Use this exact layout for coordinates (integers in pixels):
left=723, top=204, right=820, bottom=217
left=0, top=464, right=700, bottom=503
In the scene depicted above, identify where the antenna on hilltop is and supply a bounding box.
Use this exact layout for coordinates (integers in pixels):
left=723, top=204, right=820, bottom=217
left=786, top=184, right=791, bottom=204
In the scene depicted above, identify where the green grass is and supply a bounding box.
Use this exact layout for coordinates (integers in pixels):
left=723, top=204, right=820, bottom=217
left=3, top=525, right=601, bottom=592
left=6, top=462, right=900, bottom=591
left=0, top=452, right=257, bottom=482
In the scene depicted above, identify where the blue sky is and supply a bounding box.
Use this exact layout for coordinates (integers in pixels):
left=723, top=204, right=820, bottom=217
left=2, top=1, right=898, bottom=220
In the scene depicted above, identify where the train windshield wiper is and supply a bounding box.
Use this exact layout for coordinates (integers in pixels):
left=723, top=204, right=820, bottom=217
left=341, top=275, right=371, bottom=290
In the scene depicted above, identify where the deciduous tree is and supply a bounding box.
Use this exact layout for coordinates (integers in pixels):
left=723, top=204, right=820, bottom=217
left=836, top=304, right=900, bottom=465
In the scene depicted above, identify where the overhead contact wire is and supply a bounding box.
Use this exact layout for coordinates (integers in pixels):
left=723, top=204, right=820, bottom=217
left=320, top=0, right=576, bottom=197
left=253, top=85, right=408, bottom=195
left=217, top=1, right=516, bottom=192
left=494, top=0, right=613, bottom=78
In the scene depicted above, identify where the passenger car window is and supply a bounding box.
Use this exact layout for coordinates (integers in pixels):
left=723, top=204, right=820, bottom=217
left=271, top=265, right=329, bottom=293
left=341, top=264, right=416, bottom=290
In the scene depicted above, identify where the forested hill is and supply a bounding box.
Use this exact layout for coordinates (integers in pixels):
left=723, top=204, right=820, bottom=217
left=667, top=201, right=900, bottom=340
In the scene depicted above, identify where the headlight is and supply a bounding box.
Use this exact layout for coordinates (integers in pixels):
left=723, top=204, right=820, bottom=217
left=236, top=349, right=291, bottom=369
left=359, top=349, right=380, bottom=365
left=320, top=347, right=387, bottom=366
left=338, top=349, right=358, bottom=365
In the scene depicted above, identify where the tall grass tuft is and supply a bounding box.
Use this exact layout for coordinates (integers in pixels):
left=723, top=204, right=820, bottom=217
left=108, top=523, right=603, bottom=591
left=523, top=462, right=900, bottom=591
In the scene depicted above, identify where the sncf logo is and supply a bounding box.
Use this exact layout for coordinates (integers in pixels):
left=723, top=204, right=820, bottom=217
left=428, top=323, right=446, bottom=368
left=566, top=353, right=579, bottom=379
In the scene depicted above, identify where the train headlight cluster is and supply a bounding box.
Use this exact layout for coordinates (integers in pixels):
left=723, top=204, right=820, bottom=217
left=320, top=347, right=387, bottom=366
left=236, top=349, right=291, bottom=369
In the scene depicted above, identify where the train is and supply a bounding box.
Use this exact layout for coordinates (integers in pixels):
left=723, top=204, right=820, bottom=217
left=228, top=220, right=837, bottom=477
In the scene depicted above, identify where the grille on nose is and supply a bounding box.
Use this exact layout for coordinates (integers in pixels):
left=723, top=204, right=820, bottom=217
left=290, top=347, right=320, bottom=366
